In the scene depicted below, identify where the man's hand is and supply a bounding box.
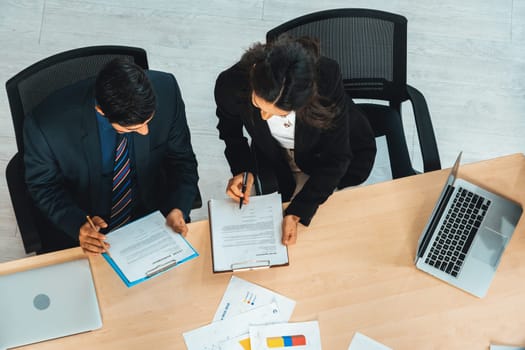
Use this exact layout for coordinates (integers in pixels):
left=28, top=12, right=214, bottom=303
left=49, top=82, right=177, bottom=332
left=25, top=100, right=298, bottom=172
left=226, top=172, right=254, bottom=204
left=79, top=216, right=109, bottom=255
left=166, top=208, right=188, bottom=236
left=282, top=214, right=300, bottom=245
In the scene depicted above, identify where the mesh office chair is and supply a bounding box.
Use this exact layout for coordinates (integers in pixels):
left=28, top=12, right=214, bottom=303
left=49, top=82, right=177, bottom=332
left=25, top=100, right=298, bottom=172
left=5, top=45, right=201, bottom=254
left=266, top=8, right=441, bottom=180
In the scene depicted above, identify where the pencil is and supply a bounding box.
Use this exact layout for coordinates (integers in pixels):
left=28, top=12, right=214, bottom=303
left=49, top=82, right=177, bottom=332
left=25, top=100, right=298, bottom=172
left=85, top=215, right=97, bottom=230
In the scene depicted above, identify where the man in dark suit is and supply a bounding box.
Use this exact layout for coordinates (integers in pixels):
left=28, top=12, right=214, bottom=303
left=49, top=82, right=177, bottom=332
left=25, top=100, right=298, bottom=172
left=24, top=58, right=199, bottom=254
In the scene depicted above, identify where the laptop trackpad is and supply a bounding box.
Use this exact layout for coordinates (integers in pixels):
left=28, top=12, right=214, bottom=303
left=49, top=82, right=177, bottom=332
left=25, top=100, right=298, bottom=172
left=472, top=228, right=506, bottom=267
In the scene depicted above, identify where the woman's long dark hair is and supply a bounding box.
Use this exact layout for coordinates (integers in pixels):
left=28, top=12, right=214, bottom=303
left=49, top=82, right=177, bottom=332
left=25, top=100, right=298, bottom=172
left=240, top=35, right=338, bottom=129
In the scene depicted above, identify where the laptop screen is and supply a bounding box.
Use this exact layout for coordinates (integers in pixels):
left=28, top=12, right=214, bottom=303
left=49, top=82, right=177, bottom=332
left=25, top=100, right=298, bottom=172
left=415, top=152, right=463, bottom=260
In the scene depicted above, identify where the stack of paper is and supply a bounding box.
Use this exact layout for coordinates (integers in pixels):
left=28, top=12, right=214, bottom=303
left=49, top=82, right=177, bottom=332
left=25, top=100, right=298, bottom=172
left=183, top=303, right=282, bottom=349
left=208, top=193, right=289, bottom=272
left=183, top=276, right=301, bottom=350
left=102, top=211, right=198, bottom=287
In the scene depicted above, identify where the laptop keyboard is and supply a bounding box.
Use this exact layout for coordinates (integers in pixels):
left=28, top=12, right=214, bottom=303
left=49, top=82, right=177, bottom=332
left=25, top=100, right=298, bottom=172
left=425, top=187, right=491, bottom=277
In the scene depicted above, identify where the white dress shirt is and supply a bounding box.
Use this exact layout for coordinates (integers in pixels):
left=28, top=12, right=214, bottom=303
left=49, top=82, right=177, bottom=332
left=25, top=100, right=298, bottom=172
left=266, top=111, right=296, bottom=150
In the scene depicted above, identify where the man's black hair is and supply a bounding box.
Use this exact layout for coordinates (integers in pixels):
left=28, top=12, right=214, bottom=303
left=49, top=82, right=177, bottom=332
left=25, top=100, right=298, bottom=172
left=95, top=58, right=156, bottom=126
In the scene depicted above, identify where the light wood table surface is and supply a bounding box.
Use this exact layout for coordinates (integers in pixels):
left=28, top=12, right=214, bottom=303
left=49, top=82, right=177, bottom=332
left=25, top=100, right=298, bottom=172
left=2, top=154, right=525, bottom=350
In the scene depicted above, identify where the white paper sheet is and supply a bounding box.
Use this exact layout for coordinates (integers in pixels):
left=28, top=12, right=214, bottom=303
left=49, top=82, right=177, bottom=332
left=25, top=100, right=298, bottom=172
left=490, top=346, right=525, bottom=350
left=183, top=303, right=282, bottom=350
left=103, top=211, right=198, bottom=284
left=218, top=334, right=251, bottom=350
left=208, top=193, right=288, bottom=272
left=249, top=321, right=322, bottom=350
left=213, top=276, right=296, bottom=322
left=348, top=332, right=392, bottom=350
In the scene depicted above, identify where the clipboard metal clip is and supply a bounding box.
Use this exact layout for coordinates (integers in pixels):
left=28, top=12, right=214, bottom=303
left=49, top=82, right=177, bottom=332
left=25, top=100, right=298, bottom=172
left=145, top=259, right=178, bottom=277
left=230, top=259, right=271, bottom=272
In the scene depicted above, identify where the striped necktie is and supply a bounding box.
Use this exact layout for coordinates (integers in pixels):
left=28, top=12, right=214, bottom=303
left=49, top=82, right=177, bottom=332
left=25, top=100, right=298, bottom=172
left=109, top=134, right=133, bottom=231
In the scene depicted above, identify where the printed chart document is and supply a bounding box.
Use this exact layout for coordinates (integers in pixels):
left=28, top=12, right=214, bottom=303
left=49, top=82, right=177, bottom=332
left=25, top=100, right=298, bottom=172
left=183, top=302, right=282, bottom=350
left=219, top=334, right=251, bottom=350
left=249, top=321, right=322, bottom=350
left=348, top=332, right=392, bottom=350
left=102, top=211, right=198, bottom=287
left=208, top=192, right=288, bottom=272
left=213, top=276, right=295, bottom=322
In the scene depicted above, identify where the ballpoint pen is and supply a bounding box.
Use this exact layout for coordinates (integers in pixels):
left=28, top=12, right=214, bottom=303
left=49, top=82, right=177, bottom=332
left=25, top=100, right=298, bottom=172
left=86, top=215, right=109, bottom=254
left=239, top=171, right=248, bottom=209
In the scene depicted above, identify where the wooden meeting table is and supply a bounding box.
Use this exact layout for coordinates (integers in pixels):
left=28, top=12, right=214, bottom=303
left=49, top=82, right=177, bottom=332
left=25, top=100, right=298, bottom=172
left=2, top=154, right=524, bottom=349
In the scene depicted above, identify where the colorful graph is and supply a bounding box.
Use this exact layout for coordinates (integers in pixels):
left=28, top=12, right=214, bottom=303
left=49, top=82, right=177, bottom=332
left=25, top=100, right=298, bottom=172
left=266, top=335, right=306, bottom=348
left=242, top=291, right=256, bottom=305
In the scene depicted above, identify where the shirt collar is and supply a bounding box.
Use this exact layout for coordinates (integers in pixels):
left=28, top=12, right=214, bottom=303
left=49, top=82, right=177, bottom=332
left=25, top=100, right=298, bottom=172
left=95, top=103, right=115, bottom=133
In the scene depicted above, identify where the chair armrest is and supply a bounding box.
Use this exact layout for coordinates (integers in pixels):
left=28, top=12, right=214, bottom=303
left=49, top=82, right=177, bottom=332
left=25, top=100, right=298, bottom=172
left=5, top=153, right=42, bottom=254
left=406, top=85, right=441, bottom=172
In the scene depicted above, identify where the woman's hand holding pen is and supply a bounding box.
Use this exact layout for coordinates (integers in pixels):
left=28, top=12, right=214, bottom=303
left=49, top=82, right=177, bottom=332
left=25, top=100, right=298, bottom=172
left=282, top=214, right=300, bottom=245
left=79, top=216, right=109, bottom=255
left=226, top=172, right=254, bottom=205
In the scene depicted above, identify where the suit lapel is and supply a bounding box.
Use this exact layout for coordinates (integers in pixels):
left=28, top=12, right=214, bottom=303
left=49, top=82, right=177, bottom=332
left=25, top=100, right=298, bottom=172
left=249, top=107, right=282, bottom=160
left=294, top=117, right=320, bottom=162
left=80, top=96, right=103, bottom=212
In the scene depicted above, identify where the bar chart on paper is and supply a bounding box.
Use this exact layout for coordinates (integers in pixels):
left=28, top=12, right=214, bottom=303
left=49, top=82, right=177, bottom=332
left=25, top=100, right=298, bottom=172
left=267, top=335, right=307, bottom=347
left=250, top=321, right=321, bottom=350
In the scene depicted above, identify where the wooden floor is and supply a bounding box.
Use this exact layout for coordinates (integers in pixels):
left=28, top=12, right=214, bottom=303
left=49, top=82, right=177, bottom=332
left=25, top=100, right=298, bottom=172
left=0, top=0, right=524, bottom=263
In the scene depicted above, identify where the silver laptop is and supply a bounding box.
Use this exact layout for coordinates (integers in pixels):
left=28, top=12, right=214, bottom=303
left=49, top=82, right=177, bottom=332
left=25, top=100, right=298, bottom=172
left=415, top=152, right=522, bottom=297
left=0, top=258, right=102, bottom=349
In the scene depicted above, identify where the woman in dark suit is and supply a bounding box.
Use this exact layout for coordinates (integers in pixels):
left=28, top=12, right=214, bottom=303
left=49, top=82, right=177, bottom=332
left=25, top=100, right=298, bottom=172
left=214, top=36, right=376, bottom=245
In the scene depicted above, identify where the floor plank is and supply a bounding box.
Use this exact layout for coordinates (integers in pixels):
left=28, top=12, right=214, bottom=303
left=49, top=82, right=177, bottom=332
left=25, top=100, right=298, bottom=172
left=0, top=0, right=523, bottom=263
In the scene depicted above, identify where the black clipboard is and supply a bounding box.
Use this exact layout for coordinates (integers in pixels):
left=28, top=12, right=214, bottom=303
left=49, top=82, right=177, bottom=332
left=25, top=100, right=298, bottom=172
left=207, top=193, right=289, bottom=273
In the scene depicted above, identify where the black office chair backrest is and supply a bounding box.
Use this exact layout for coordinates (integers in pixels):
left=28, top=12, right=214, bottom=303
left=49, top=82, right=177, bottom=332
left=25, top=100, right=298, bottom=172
left=6, top=45, right=148, bottom=155
left=5, top=46, right=149, bottom=254
left=265, top=8, right=441, bottom=179
left=267, top=8, right=407, bottom=110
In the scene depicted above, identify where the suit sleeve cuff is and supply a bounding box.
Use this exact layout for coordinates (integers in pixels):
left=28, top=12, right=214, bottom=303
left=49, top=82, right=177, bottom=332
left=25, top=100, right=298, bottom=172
left=284, top=200, right=318, bottom=226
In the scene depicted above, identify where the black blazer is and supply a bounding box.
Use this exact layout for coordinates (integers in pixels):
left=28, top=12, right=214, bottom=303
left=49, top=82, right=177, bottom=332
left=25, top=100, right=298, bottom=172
left=215, top=57, right=376, bottom=225
left=24, top=70, right=199, bottom=240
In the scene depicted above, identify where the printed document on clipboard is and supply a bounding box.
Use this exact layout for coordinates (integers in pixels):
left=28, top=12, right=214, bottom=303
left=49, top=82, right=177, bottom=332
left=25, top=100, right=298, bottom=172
left=102, top=211, right=198, bottom=287
left=208, top=192, right=289, bottom=273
